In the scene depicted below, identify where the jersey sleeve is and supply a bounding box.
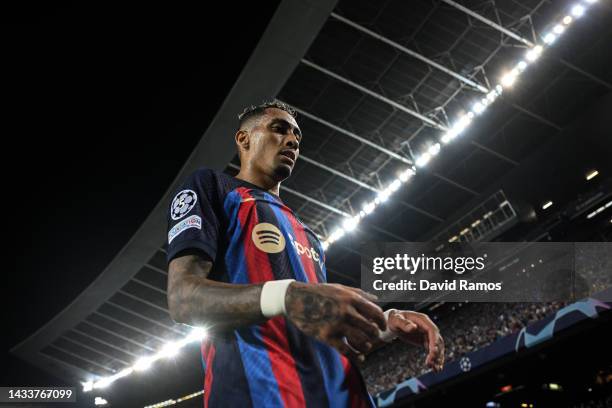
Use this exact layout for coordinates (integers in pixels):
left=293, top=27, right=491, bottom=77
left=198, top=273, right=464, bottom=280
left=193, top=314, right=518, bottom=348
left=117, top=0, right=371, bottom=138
left=166, top=169, right=222, bottom=264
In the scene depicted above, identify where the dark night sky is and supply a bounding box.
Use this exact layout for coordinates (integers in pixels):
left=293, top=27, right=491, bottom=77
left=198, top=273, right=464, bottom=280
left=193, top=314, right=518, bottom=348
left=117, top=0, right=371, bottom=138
left=2, top=1, right=279, bottom=385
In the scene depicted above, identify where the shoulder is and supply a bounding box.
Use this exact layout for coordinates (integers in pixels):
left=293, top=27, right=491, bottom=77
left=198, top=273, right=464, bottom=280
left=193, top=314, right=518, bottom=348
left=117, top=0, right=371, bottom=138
left=181, top=167, right=244, bottom=204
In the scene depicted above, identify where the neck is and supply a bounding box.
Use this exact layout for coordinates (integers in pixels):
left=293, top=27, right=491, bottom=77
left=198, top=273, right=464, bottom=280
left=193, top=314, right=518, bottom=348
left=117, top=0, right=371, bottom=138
left=235, top=166, right=281, bottom=196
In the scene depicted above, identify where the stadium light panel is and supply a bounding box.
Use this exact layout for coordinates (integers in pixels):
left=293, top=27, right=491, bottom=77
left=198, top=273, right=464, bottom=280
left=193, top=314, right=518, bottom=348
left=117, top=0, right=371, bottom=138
left=441, top=132, right=453, bottom=144
left=363, top=202, right=375, bottom=214
left=543, top=32, right=557, bottom=44
left=377, top=189, right=391, bottom=202
left=472, top=101, right=485, bottom=114
left=398, top=168, right=413, bottom=182
left=428, top=143, right=441, bottom=156
left=389, top=179, right=402, bottom=191
left=571, top=4, right=585, bottom=17
left=94, top=397, right=108, bottom=406
left=586, top=169, right=598, bottom=180
left=553, top=24, right=565, bottom=35
left=415, top=153, right=431, bottom=168
left=501, top=70, right=519, bottom=87
left=94, top=378, right=112, bottom=389
left=187, top=327, right=207, bottom=342
left=160, top=342, right=180, bottom=358
left=342, top=216, right=359, bottom=231
left=134, top=357, right=154, bottom=372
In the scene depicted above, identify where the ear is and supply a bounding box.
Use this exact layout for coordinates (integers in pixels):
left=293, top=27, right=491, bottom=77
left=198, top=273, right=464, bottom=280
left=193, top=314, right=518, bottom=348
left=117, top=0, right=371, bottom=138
left=235, top=129, right=250, bottom=155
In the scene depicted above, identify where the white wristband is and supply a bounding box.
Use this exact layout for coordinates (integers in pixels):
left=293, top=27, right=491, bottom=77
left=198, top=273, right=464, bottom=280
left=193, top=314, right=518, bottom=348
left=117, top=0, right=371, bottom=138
left=379, top=309, right=399, bottom=343
left=260, top=279, right=295, bottom=318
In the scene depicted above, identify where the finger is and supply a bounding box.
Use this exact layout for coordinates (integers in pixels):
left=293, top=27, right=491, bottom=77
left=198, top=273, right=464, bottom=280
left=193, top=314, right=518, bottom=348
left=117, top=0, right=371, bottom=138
left=344, top=286, right=379, bottom=302
left=389, top=314, right=418, bottom=335
left=405, top=313, right=440, bottom=367
left=435, top=335, right=445, bottom=371
left=409, top=321, right=437, bottom=369
left=345, top=307, right=381, bottom=341
left=351, top=296, right=386, bottom=331
left=425, top=329, right=439, bottom=369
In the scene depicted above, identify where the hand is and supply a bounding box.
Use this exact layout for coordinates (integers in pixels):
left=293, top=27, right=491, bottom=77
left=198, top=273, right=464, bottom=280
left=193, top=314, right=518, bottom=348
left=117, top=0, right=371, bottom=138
left=386, top=309, right=445, bottom=372
left=285, top=282, right=386, bottom=360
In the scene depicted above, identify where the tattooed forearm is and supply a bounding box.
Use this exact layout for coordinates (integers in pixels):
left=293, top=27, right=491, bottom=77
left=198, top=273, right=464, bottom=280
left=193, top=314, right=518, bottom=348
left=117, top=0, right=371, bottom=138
left=285, top=282, right=340, bottom=337
left=167, top=254, right=387, bottom=358
left=167, top=254, right=266, bottom=331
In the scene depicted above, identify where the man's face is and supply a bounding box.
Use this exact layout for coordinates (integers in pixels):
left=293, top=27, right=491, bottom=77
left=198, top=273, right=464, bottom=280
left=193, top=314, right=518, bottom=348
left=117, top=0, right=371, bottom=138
left=245, top=108, right=301, bottom=181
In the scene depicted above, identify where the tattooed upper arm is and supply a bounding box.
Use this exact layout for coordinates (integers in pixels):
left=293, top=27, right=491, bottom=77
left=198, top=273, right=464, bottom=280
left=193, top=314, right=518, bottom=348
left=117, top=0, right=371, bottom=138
left=167, top=253, right=213, bottom=322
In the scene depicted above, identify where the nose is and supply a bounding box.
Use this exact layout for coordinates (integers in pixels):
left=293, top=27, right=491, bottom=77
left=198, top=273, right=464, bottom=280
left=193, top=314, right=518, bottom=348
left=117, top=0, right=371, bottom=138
left=285, top=133, right=299, bottom=150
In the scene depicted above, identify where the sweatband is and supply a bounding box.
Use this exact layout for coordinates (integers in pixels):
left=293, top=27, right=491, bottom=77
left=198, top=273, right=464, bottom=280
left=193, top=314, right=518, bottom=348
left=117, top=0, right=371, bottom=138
left=379, top=309, right=399, bottom=343
left=260, top=279, right=295, bottom=318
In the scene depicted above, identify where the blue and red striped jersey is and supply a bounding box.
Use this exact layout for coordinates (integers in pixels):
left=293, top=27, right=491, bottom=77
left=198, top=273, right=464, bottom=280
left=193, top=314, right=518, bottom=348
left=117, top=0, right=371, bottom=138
left=166, top=168, right=374, bottom=408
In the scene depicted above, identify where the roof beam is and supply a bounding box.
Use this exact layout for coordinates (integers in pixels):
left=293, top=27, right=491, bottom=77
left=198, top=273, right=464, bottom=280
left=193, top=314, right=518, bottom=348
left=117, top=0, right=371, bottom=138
left=330, top=12, right=489, bottom=93
left=95, top=311, right=168, bottom=344
left=60, top=336, right=131, bottom=366
left=299, top=155, right=377, bottom=192
left=441, top=0, right=533, bottom=46
left=299, top=60, right=519, bottom=195
left=146, top=263, right=168, bottom=275
left=82, top=320, right=156, bottom=352
left=117, top=289, right=171, bottom=316
left=329, top=12, right=563, bottom=132
left=299, top=154, right=444, bottom=221
left=285, top=102, right=413, bottom=165
left=301, top=59, right=447, bottom=130
left=441, top=0, right=612, bottom=90
left=46, top=344, right=117, bottom=374
left=105, top=299, right=187, bottom=337
left=282, top=102, right=479, bottom=195
left=72, top=327, right=141, bottom=359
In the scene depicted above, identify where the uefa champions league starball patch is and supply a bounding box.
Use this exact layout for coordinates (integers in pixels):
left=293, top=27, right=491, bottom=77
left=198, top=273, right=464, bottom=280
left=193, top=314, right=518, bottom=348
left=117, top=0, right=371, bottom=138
left=171, top=189, right=198, bottom=220
left=459, top=356, right=472, bottom=372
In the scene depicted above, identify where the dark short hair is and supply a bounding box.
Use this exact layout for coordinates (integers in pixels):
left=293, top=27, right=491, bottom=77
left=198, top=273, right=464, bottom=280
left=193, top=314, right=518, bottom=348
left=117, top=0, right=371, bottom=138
left=237, top=100, right=296, bottom=129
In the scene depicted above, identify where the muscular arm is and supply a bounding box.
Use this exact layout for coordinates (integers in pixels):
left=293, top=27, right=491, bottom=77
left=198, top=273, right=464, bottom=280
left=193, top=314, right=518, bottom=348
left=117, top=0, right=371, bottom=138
left=167, top=253, right=387, bottom=358
left=167, top=254, right=267, bottom=330
left=168, top=253, right=444, bottom=370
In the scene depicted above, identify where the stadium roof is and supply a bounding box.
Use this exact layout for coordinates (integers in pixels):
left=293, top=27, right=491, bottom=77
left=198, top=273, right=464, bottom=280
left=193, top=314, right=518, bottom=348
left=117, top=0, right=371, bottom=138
left=11, top=0, right=611, bottom=405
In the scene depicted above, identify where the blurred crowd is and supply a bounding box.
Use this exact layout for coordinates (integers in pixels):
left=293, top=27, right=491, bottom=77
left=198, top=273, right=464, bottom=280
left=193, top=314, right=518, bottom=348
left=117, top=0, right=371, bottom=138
left=361, top=302, right=566, bottom=395
left=576, top=242, right=612, bottom=295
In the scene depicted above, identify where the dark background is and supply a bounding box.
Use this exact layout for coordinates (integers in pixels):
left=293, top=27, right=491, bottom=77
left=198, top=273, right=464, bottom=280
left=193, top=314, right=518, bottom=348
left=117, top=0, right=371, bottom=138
left=2, top=0, right=279, bottom=389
